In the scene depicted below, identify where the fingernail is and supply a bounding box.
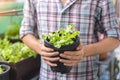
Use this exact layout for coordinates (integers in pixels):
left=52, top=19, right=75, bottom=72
left=60, top=54, right=63, bottom=56
left=59, top=60, right=62, bottom=62
left=55, top=52, right=59, bottom=54
left=57, top=57, right=60, bottom=60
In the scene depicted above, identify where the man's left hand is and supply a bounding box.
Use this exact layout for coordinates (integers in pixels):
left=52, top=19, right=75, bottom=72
left=59, top=45, right=84, bottom=66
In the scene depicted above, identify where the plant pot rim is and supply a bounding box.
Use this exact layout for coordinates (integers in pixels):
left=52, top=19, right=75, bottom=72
left=44, top=36, right=80, bottom=49
left=0, top=64, right=10, bottom=75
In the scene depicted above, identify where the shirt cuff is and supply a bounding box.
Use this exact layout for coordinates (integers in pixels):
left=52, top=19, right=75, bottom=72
left=106, top=28, right=120, bottom=40
left=20, top=30, right=39, bottom=39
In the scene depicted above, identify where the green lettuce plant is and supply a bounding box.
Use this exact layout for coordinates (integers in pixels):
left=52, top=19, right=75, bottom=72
left=42, top=24, right=80, bottom=48
left=4, top=22, right=20, bottom=38
left=0, top=65, right=4, bottom=74
left=0, top=37, right=37, bottom=63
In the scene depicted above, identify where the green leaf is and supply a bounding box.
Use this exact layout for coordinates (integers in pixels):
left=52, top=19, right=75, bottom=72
left=0, top=66, right=4, bottom=74
left=0, top=37, right=37, bottom=63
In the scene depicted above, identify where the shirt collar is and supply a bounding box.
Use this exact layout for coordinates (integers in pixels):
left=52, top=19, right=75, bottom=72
left=61, top=0, right=77, bottom=12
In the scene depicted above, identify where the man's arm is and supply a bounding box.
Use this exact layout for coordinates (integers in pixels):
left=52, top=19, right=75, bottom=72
left=59, top=37, right=120, bottom=66
left=99, top=52, right=108, bottom=61
left=22, top=34, right=60, bottom=66
left=59, top=0, right=120, bottom=66
left=22, top=34, right=41, bottom=54
left=84, top=37, right=120, bottom=57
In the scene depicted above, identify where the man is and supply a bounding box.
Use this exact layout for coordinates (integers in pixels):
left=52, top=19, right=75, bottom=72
left=20, top=0, right=120, bottom=80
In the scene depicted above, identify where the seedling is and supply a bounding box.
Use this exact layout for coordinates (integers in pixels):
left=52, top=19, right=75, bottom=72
left=42, top=24, right=80, bottom=48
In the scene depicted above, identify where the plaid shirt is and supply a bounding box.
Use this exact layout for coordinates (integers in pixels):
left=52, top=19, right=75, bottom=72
left=114, top=0, right=120, bottom=22
left=20, top=0, right=120, bottom=80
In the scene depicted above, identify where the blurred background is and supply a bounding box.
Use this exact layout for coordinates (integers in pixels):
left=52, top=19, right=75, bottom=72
left=0, top=0, right=23, bottom=35
left=0, top=0, right=119, bottom=80
left=0, top=0, right=23, bottom=2
left=0, top=1, right=40, bottom=80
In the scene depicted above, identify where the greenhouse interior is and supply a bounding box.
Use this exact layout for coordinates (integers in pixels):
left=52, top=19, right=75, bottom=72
left=0, top=0, right=120, bottom=80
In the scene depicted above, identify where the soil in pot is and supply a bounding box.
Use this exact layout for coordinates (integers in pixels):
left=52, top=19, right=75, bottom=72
left=0, top=64, right=10, bottom=80
left=44, top=37, right=80, bottom=74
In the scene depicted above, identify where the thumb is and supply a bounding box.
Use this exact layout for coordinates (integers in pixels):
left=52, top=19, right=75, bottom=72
left=76, top=42, right=83, bottom=50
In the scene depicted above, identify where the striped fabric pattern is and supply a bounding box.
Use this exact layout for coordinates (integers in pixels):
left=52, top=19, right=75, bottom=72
left=113, top=0, right=120, bottom=22
left=20, top=0, right=120, bottom=80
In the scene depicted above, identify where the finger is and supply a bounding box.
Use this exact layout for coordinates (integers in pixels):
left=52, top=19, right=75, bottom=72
left=64, top=63, right=75, bottom=66
left=59, top=59, right=73, bottom=63
left=41, top=51, right=59, bottom=57
left=62, top=50, right=84, bottom=60
left=62, top=51, right=79, bottom=56
left=41, top=43, right=54, bottom=52
left=76, top=43, right=83, bottom=50
left=60, top=53, right=77, bottom=60
left=44, top=60, right=57, bottom=66
left=59, top=59, right=76, bottom=66
left=76, top=47, right=82, bottom=50
left=42, top=56, right=60, bottom=62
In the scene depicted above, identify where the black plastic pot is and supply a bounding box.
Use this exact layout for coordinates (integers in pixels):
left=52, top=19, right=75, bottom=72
left=0, top=55, right=40, bottom=80
left=44, top=36, right=80, bottom=74
left=8, top=38, right=22, bottom=43
left=0, top=64, right=10, bottom=80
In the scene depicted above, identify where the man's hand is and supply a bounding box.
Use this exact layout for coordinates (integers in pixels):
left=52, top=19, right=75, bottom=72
left=39, top=42, right=60, bottom=66
left=59, top=44, right=84, bottom=66
left=22, top=34, right=60, bottom=67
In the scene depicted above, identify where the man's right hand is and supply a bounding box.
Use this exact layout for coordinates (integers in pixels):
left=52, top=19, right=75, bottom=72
left=38, top=42, right=60, bottom=66
left=22, top=34, right=60, bottom=67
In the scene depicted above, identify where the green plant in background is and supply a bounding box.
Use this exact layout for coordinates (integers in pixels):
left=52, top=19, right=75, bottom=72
left=3, top=21, right=21, bottom=38
left=0, top=65, right=4, bottom=74
left=0, top=37, right=37, bottom=63
left=42, top=24, right=80, bottom=48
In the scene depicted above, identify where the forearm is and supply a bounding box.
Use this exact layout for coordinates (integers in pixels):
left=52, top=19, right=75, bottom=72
left=22, top=34, right=41, bottom=54
left=84, top=37, right=120, bottom=57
